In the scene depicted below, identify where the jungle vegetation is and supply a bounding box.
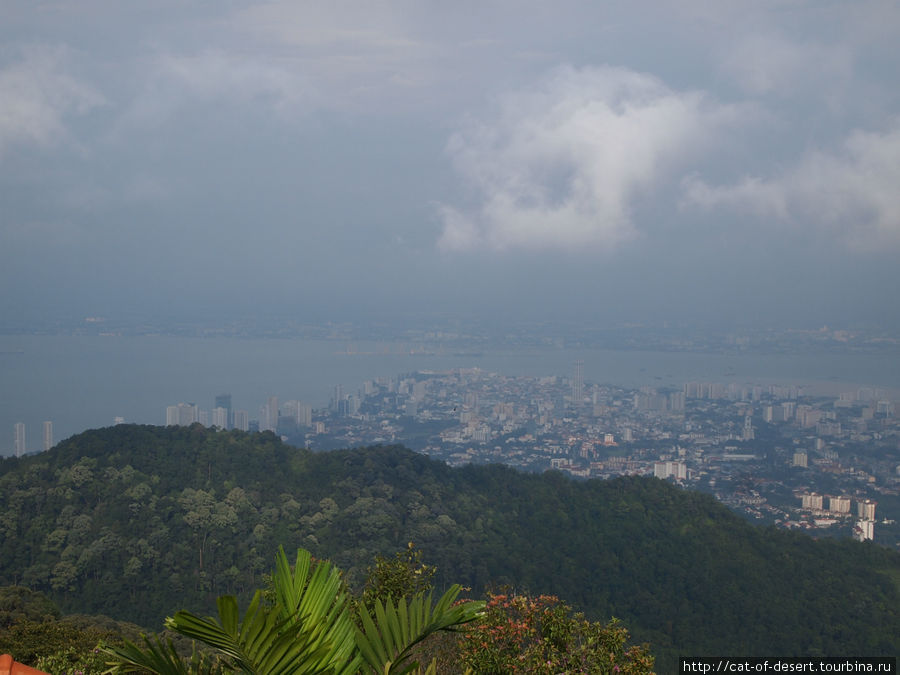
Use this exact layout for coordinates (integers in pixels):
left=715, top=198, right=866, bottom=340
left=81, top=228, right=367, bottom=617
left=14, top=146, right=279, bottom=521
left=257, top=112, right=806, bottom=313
left=1, top=425, right=898, bottom=671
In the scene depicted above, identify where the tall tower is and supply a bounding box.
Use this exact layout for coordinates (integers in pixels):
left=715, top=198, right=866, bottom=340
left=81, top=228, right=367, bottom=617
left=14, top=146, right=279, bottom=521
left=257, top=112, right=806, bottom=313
left=178, top=403, right=199, bottom=426
left=233, top=410, right=249, bottom=432
left=742, top=415, right=754, bottom=441
left=572, top=361, right=584, bottom=407
left=263, top=396, right=279, bottom=433
left=43, top=421, right=53, bottom=451
left=332, top=384, right=344, bottom=412
left=211, top=407, right=228, bottom=429
left=215, top=393, right=232, bottom=429
left=297, top=401, right=312, bottom=426
left=14, top=423, right=26, bottom=458
left=168, top=403, right=199, bottom=426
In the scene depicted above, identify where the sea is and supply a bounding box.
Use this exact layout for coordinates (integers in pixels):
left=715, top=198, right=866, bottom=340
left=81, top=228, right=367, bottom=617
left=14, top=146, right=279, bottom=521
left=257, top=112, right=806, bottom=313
left=2, top=334, right=899, bottom=456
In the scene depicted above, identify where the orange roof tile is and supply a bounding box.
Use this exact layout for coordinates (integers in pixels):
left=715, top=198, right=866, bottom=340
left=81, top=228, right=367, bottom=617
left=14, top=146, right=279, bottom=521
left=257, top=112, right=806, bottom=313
left=0, top=654, right=50, bottom=675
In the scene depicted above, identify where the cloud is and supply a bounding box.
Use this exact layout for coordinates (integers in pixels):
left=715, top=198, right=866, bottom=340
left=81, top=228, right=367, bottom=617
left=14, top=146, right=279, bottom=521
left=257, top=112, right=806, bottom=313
left=720, top=33, right=853, bottom=98
left=227, top=1, right=437, bottom=110
left=437, top=65, right=743, bottom=253
left=0, top=46, right=104, bottom=156
left=117, top=49, right=317, bottom=130
left=682, top=120, right=900, bottom=248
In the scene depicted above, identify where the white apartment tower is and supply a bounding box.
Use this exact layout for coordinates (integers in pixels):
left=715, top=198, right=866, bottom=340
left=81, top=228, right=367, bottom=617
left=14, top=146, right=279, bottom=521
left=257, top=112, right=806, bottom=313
left=211, top=407, right=229, bottom=429
left=572, top=361, right=584, bottom=406
left=233, top=410, right=249, bottom=432
left=801, top=493, right=824, bottom=510
left=828, top=495, right=851, bottom=513
left=14, top=423, right=26, bottom=457
left=261, top=396, right=279, bottom=433
left=858, top=499, right=877, bottom=521
left=166, top=403, right=199, bottom=426
left=43, top=421, right=53, bottom=451
left=853, top=520, right=875, bottom=542
left=742, top=416, right=754, bottom=441
left=654, top=461, right=687, bottom=480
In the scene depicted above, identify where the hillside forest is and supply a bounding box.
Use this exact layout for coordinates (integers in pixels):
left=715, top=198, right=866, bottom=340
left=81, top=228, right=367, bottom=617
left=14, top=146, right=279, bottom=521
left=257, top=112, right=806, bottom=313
left=1, top=425, right=899, bottom=672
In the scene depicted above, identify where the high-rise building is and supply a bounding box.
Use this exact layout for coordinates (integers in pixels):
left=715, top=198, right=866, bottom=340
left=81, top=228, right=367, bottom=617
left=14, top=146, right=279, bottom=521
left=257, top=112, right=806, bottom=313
left=14, top=423, right=25, bottom=458
left=283, top=400, right=313, bottom=426
left=331, top=385, right=344, bottom=412
left=654, top=461, right=687, bottom=480
left=742, top=415, right=754, bottom=441
left=211, top=407, right=229, bottom=429
left=180, top=403, right=199, bottom=426
left=167, top=403, right=199, bottom=426
left=572, top=361, right=584, bottom=407
left=348, top=395, right=360, bottom=416
left=801, top=493, right=824, bottom=510
left=297, top=402, right=312, bottom=427
left=828, top=495, right=851, bottom=513
left=261, top=396, right=279, bottom=432
left=233, top=409, right=249, bottom=432
left=853, top=520, right=875, bottom=542
left=43, top=421, right=53, bottom=451
left=215, top=394, right=232, bottom=428
left=857, top=499, right=877, bottom=520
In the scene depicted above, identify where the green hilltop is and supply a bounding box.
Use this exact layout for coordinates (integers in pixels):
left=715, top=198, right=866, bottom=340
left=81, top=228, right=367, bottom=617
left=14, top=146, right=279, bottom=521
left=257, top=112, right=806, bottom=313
left=1, top=424, right=898, bottom=671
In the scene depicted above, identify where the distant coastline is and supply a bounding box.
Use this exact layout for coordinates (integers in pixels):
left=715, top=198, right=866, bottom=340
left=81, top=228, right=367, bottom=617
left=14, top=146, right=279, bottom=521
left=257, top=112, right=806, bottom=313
left=2, top=333, right=899, bottom=454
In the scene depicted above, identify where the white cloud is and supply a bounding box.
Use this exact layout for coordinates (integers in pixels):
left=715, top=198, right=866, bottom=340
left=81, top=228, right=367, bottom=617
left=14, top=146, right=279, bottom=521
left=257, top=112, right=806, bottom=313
left=682, top=120, right=900, bottom=248
left=0, top=46, right=104, bottom=156
left=437, top=65, right=743, bottom=252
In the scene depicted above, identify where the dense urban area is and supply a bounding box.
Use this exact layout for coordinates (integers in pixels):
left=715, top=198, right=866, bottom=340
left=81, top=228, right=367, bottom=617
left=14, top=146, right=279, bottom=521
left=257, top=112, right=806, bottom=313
left=147, top=362, right=900, bottom=550
left=10, top=321, right=900, bottom=550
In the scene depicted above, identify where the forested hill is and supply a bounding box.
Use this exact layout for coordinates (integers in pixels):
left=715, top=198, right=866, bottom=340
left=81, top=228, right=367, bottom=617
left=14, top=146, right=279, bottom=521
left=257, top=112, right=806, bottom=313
left=2, top=425, right=899, bottom=668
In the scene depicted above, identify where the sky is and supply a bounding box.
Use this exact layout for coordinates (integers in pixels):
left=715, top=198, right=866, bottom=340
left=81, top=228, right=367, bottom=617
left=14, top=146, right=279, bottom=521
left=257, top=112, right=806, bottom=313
left=2, top=0, right=899, bottom=331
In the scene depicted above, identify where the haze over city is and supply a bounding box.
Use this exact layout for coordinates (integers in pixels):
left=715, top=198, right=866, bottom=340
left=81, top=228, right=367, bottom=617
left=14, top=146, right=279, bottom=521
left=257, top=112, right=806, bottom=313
left=4, top=6, right=900, bottom=670
left=2, top=1, right=899, bottom=331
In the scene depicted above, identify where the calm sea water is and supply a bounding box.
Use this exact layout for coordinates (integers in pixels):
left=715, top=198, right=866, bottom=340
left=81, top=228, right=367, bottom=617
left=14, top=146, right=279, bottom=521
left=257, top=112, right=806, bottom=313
left=2, top=334, right=898, bottom=455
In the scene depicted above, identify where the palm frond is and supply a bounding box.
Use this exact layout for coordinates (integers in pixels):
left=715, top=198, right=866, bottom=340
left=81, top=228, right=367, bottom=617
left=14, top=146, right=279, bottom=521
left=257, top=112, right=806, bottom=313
left=101, top=635, right=221, bottom=675
left=355, top=585, right=485, bottom=675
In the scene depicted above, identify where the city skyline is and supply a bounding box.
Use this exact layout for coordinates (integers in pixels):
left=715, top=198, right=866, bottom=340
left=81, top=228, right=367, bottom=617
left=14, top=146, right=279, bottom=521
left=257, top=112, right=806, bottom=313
left=4, top=326, right=900, bottom=457
left=14, top=364, right=898, bottom=546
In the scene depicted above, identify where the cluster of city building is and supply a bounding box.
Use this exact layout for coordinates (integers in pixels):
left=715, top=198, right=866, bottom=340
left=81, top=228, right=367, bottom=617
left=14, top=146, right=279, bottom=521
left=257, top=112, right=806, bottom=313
left=14, top=363, right=899, bottom=546
left=795, top=493, right=878, bottom=542
left=168, top=365, right=900, bottom=544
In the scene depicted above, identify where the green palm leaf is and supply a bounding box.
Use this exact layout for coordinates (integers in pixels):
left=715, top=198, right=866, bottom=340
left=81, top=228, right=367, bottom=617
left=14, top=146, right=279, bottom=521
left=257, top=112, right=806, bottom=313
left=355, top=585, right=485, bottom=675
left=102, top=634, right=222, bottom=675
left=165, top=592, right=334, bottom=675
left=104, top=547, right=476, bottom=675
left=271, top=547, right=360, bottom=674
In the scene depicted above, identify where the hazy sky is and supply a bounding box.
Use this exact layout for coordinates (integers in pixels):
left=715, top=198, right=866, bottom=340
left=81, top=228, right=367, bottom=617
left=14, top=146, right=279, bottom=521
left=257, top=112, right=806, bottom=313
left=2, top=1, right=899, bottom=330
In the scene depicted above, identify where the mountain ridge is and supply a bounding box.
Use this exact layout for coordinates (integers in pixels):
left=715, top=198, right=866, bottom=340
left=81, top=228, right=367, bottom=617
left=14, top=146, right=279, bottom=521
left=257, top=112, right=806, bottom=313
left=1, top=424, right=898, bottom=670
